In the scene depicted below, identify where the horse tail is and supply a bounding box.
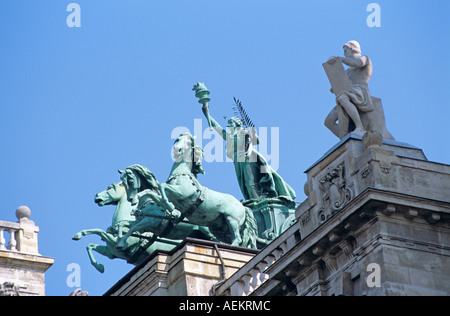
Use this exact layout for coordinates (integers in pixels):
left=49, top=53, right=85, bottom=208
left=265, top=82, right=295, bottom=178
left=241, top=207, right=259, bottom=249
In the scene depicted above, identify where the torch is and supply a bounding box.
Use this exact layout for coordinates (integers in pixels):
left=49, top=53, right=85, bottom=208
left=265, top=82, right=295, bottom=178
left=193, top=82, right=212, bottom=130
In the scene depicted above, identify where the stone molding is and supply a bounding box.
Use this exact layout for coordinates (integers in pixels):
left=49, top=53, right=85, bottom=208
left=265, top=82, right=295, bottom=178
left=104, top=238, right=258, bottom=296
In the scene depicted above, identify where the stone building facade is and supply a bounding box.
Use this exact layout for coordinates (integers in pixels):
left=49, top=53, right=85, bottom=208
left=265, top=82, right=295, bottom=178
left=214, top=134, right=450, bottom=296
left=105, top=133, right=450, bottom=296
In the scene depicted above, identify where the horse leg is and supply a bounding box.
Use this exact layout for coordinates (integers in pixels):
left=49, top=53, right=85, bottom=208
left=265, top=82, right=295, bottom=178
left=133, top=189, right=160, bottom=205
left=224, top=216, right=243, bottom=247
left=117, top=218, right=153, bottom=249
left=159, top=183, right=177, bottom=211
left=73, top=229, right=97, bottom=240
left=160, top=183, right=185, bottom=220
left=197, top=226, right=219, bottom=241
left=73, top=229, right=118, bottom=245
left=86, top=244, right=115, bottom=273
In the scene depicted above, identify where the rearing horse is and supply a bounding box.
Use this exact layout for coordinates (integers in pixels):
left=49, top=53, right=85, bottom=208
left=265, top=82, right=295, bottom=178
left=158, top=133, right=258, bottom=248
left=72, top=182, right=175, bottom=273
left=117, top=164, right=217, bottom=249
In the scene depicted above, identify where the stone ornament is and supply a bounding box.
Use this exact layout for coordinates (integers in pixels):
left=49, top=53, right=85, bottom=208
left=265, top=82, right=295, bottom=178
left=0, top=282, right=19, bottom=296
left=319, top=162, right=353, bottom=215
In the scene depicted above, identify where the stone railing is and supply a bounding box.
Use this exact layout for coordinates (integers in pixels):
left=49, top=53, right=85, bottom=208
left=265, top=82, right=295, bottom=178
left=0, top=206, right=39, bottom=255
left=0, top=206, right=54, bottom=296
left=215, top=220, right=301, bottom=296
left=0, top=221, right=20, bottom=252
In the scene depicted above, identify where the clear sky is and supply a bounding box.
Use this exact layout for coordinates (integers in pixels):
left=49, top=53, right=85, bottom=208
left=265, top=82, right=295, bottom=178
left=0, top=0, right=449, bottom=296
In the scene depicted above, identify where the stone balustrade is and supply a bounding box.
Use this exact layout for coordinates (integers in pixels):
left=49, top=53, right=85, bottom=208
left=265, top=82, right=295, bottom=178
left=0, top=221, right=20, bottom=252
left=215, top=219, right=301, bottom=296
left=0, top=206, right=39, bottom=255
left=0, top=206, right=54, bottom=296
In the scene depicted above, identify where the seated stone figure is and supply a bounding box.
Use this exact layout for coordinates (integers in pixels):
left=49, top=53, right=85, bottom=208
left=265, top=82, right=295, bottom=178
left=324, top=40, right=394, bottom=140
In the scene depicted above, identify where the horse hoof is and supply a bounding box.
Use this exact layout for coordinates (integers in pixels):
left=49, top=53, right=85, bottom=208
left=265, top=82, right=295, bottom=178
left=95, top=264, right=105, bottom=273
left=231, top=239, right=242, bottom=247
left=72, top=233, right=82, bottom=240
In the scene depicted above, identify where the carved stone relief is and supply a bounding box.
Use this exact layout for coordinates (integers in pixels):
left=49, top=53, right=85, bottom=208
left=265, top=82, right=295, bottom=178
left=319, top=162, right=353, bottom=221
left=0, top=282, right=19, bottom=296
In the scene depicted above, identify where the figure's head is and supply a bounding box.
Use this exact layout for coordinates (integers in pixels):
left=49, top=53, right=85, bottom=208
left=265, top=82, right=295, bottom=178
left=227, top=117, right=243, bottom=128
left=343, top=40, right=361, bottom=56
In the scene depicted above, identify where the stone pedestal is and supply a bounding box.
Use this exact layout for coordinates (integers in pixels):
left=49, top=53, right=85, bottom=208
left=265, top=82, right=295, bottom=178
left=298, top=133, right=446, bottom=238
left=104, top=238, right=258, bottom=296
left=244, top=198, right=296, bottom=245
left=0, top=251, right=54, bottom=296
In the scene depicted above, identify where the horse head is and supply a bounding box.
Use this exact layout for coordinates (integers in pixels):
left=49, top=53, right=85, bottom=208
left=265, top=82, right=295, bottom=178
left=119, top=165, right=160, bottom=203
left=94, top=182, right=126, bottom=207
left=172, top=133, right=205, bottom=176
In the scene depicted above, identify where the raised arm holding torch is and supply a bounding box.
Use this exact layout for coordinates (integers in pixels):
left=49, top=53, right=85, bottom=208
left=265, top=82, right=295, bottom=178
left=193, top=82, right=213, bottom=130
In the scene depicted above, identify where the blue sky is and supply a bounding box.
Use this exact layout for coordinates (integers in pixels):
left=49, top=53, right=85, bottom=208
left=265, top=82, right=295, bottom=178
left=0, top=1, right=449, bottom=296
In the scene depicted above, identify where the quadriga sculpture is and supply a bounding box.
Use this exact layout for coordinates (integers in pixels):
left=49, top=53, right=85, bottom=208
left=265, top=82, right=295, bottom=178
left=120, top=133, right=260, bottom=249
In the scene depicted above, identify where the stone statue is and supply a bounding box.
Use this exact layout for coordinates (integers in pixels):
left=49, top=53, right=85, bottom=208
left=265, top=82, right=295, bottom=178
left=193, top=83, right=296, bottom=203
left=140, top=132, right=260, bottom=248
left=73, top=182, right=176, bottom=273
left=323, top=41, right=394, bottom=140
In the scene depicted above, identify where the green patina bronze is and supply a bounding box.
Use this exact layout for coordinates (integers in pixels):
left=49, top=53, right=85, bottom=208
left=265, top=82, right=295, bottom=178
left=244, top=198, right=296, bottom=246
left=74, top=83, right=300, bottom=272
left=193, top=82, right=298, bottom=244
left=124, top=134, right=260, bottom=248
left=117, top=164, right=217, bottom=250
left=72, top=182, right=176, bottom=273
left=193, top=82, right=296, bottom=203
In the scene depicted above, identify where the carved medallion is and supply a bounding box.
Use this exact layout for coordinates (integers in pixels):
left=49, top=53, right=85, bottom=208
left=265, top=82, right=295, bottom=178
left=0, top=282, right=19, bottom=296
left=319, top=162, right=353, bottom=214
